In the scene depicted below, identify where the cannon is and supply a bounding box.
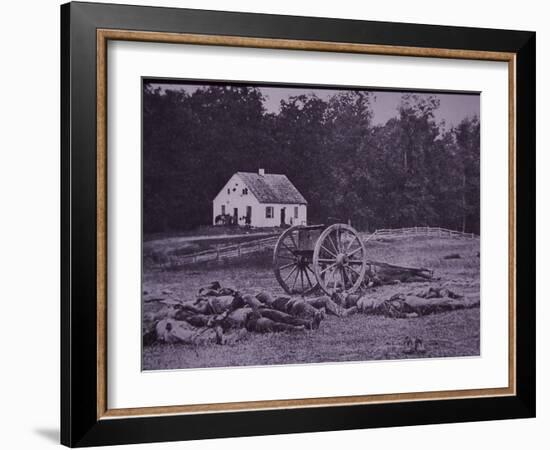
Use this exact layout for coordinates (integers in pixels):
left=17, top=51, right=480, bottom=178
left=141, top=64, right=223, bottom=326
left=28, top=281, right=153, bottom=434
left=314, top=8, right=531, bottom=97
left=273, top=223, right=368, bottom=296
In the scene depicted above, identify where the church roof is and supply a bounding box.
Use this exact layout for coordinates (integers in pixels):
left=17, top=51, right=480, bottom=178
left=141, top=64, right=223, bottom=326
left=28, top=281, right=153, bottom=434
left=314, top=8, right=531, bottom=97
left=236, top=172, right=307, bottom=205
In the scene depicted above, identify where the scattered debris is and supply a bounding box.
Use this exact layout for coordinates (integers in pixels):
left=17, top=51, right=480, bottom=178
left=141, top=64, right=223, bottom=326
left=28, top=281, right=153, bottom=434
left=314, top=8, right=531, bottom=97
left=403, top=336, right=426, bottom=355
left=443, top=253, right=461, bottom=260
left=415, top=338, right=426, bottom=354
left=403, top=336, right=414, bottom=354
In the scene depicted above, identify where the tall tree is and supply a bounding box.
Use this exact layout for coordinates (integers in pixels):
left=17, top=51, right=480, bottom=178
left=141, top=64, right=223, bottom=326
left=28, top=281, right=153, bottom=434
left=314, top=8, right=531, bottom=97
left=454, top=116, right=480, bottom=233
left=143, top=84, right=270, bottom=231
left=273, top=94, right=332, bottom=225
left=324, top=91, right=375, bottom=229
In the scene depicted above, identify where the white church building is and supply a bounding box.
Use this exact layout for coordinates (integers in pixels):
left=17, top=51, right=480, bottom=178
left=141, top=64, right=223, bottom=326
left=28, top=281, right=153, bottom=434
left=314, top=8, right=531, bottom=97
left=212, top=169, right=307, bottom=228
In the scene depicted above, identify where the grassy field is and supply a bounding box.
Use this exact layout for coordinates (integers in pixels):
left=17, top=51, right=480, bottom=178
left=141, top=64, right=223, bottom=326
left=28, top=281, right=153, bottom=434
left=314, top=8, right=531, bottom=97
left=143, top=234, right=480, bottom=370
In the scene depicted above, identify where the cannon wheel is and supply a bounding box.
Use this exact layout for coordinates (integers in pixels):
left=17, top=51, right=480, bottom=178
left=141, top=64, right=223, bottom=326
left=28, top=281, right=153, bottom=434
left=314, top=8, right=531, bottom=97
left=312, top=224, right=367, bottom=295
left=273, top=226, right=318, bottom=295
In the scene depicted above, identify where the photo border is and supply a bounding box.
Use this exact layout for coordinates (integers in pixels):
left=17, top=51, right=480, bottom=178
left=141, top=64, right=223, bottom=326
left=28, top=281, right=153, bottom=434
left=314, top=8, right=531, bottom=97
left=99, top=25, right=514, bottom=417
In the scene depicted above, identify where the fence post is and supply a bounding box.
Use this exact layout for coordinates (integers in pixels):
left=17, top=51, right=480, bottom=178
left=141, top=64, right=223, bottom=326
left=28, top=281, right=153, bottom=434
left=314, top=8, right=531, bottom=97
left=238, top=244, right=241, bottom=258
left=216, top=245, right=220, bottom=261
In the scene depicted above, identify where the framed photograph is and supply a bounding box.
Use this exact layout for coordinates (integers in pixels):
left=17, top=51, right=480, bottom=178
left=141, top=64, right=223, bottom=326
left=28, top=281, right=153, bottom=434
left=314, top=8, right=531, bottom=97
left=61, top=1, right=535, bottom=447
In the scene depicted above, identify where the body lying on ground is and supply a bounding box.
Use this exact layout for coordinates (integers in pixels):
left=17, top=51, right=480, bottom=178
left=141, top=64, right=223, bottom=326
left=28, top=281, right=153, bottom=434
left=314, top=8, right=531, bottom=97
left=144, top=290, right=324, bottom=345
left=245, top=309, right=307, bottom=333
left=153, top=318, right=247, bottom=345
left=256, top=291, right=350, bottom=318
left=154, top=318, right=222, bottom=345
left=143, top=283, right=478, bottom=346
left=329, top=286, right=479, bottom=318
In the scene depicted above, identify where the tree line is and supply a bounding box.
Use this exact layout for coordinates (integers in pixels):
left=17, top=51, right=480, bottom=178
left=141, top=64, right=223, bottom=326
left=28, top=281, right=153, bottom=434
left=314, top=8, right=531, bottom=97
left=143, top=84, right=480, bottom=234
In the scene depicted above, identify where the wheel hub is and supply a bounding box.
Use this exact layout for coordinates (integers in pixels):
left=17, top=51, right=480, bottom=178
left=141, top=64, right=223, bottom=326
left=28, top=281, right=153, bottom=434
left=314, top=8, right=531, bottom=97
left=296, top=255, right=307, bottom=268
left=335, top=253, right=347, bottom=267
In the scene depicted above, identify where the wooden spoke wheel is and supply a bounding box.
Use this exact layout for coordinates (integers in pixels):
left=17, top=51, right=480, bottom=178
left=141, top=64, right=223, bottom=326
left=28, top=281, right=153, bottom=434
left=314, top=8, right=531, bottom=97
left=312, top=224, right=367, bottom=295
left=273, top=226, right=318, bottom=295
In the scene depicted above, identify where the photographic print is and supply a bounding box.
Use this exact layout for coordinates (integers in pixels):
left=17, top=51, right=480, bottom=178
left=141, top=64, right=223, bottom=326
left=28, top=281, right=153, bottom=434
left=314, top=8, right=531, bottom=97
left=142, top=79, right=481, bottom=371
left=62, top=6, right=535, bottom=444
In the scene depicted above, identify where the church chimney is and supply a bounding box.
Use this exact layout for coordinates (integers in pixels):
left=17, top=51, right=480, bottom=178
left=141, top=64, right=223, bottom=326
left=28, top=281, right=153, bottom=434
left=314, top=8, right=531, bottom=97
left=258, top=168, right=265, bottom=176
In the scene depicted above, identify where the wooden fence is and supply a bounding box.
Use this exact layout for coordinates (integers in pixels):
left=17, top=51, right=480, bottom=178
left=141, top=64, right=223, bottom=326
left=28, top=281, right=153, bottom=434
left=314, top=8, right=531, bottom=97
left=156, top=226, right=478, bottom=270
left=162, top=235, right=278, bottom=269
left=372, top=226, right=479, bottom=240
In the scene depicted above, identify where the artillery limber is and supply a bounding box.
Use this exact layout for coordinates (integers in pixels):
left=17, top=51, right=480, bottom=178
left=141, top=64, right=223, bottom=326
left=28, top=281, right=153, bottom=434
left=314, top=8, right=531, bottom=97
left=273, top=223, right=369, bottom=296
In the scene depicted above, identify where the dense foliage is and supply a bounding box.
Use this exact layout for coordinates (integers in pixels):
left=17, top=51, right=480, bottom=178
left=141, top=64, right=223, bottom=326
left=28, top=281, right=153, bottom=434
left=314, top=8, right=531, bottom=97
left=143, top=84, right=480, bottom=234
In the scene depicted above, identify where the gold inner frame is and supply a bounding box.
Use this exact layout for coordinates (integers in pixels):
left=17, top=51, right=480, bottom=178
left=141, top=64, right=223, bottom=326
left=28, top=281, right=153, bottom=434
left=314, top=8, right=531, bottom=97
left=96, top=29, right=517, bottom=420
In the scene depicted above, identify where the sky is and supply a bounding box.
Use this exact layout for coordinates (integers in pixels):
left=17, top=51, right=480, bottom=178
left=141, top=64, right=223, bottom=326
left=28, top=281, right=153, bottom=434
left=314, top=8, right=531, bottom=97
left=149, top=82, right=480, bottom=129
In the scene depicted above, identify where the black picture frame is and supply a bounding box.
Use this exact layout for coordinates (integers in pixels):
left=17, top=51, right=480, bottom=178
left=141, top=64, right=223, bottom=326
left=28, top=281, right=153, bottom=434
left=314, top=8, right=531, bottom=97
left=61, top=1, right=535, bottom=447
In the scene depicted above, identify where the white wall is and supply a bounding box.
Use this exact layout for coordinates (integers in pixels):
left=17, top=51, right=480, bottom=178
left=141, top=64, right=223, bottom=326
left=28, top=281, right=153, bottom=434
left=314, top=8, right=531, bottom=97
left=250, top=202, right=307, bottom=227
left=0, top=1, right=547, bottom=450
left=212, top=173, right=262, bottom=225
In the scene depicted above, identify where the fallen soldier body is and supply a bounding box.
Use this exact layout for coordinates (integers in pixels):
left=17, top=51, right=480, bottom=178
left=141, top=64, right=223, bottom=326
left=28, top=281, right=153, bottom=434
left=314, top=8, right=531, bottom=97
left=155, top=318, right=224, bottom=345
left=207, top=293, right=324, bottom=331
left=245, top=309, right=306, bottom=333
left=307, top=295, right=357, bottom=317
left=257, top=291, right=354, bottom=318
left=257, top=292, right=324, bottom=317
left=210, top=305, right=320, bottom=332
left=176, top=294, right=244, bottom=315
left=153, top=318, right=247, bottom=345
left=339, top=287, right=479, bottom=318
left=258, top=307, right=317, bottom=329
